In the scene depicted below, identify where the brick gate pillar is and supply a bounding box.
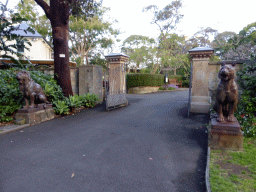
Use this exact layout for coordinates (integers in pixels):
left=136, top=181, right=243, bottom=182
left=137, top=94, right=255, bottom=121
left=188, top=47, right=214, bottom=113
left=105, top=53, right=129, bottom=110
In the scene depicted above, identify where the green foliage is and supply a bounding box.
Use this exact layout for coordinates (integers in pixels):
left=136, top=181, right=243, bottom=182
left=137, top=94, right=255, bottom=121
left=53, top=93, right=99, bottom=115
left=0, top=67, right=100, bottom=119
left=0, top=2, right=34, bottom=65
left=122, top=35, right=156, bottom=73
left=53, top=100, right=70, bottom=115
left=158, top=86, right=166, bottom=90
left=80, top=93, right=99, bottom=108
left=239, top=22, right=256, bottom=46
left=89, top=54, right=108, bottom=70
left=0, top=69, right=23, bottom=122
left=126, top=73, right=164, bottom=89
left=139, top=67, right=151, bottom=74
left=69, top=6, right=119, bottom=66
left=29, top=71, right=65, bottom=103
left=0, top=69, right=64, bottom=122
left=235, top=61, right=256, bottom=137
left=167, top=75, right=183, bottom=81
left=66, top=95, right=83, bottom=110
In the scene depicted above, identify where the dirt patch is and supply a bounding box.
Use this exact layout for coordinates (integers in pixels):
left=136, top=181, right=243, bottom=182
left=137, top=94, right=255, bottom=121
left=216, top=160, right=251, bottom=175
left=213, top=152, right=252, bottom=179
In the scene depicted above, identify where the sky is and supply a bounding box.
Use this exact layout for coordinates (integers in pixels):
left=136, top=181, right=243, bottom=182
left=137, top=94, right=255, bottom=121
left=4, top=0, right=256, bottom=52
left=101, top=0, right=256, bottom=41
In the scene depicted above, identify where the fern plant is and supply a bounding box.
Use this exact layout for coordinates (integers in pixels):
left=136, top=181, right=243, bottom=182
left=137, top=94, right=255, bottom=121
left=66, top=95, right=83, bottom=110
left=53, top=100, right=70, bottom=115
left=81, top=93, right=99, bottom=108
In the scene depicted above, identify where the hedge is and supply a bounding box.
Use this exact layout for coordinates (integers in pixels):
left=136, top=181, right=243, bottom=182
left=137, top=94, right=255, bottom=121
left=126, top=73, right=164, bottom=89
left=167, top=75, right=183, bottom=82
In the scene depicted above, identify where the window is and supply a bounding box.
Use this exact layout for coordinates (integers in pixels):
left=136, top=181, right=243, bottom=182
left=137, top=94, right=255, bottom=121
left=17, top=41, right=24, bottom=53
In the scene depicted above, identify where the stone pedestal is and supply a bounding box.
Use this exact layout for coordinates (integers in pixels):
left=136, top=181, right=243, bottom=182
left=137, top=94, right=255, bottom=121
left=209, top=117, right=243, bottom=150
left=105, top=53, right=129, bottom=110
left=14, top=104, right=55, bottom=126
left=78, top=65, right=103, bottom=103
left=188, top=47, right=214, bottom=113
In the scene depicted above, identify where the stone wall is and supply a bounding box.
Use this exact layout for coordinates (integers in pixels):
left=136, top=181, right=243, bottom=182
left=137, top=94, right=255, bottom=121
left=39, top=67, right=79, bottom=95
left=39, top=65, right=103, bottom=102
left=78, top=65, right=103, bottom=103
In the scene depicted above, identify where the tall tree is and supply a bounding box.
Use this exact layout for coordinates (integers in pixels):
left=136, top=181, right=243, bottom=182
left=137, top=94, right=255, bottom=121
left=239, top=22, right=256, bottom=46
left=212, top=24, right=256, bottom=60
left=69, top=6, right=119, bottom=66
left=212, top=31, right=236, bottom=59
left=32, top=0, right=98, bottom=97
left=143, top=0, right=183, bottom=36
left=192, top=27, right=217, bottom=47
left=158, top=33, right=188, bottom=75
left=122, top=35, right=155, bottom=73
left=143, top=1, right=185, bottom=75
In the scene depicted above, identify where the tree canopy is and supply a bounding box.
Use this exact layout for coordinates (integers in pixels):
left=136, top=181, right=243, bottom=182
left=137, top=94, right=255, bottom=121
left=69, top=6, right=119, bottom=66
left=143, top=0, right=183, bottom=35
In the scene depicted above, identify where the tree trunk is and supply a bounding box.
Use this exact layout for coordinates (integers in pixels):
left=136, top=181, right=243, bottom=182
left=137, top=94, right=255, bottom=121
left=51, top=1, right=73, bottom=97
left=52, top=24, right=73, bottom=96
left=34, top=0, right=73, bottom=97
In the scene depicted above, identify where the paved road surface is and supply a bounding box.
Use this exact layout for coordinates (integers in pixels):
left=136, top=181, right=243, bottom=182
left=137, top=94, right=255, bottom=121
left=0, top=91, right=209, bottom=192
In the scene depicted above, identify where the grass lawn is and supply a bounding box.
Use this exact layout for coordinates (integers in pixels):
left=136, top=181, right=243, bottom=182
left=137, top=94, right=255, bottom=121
left=209, top=138, right=256, bottom=192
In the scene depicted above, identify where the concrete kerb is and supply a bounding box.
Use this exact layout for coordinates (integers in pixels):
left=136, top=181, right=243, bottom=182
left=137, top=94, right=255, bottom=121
left=0, top=124, right=30, bottom=135
left=206, top=147, right=211, bottom=192
left=157, top=88, right=189, bottom=92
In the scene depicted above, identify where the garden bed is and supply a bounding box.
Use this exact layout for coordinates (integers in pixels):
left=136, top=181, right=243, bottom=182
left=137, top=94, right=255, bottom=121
left=128, top=86, right=160, bottom=94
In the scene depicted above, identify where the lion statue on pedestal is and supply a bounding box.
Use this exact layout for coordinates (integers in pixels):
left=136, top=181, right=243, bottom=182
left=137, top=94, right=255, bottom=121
left=214, top=63, right=238, bottom=122
left=16, top=70, right=50, bottom=109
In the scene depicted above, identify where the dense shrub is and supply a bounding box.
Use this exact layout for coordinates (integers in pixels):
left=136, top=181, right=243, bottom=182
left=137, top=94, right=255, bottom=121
left=181, top=78, right=190, bottom=88
left=167, top=75, right=183, bottom=82
left=29, top=71, right=65, bottom=103
left=0, top=69, right=64, bottom=122
left=0, top=69, right=23, bottom=122
left=235, top=61, right=256, bottom=137
left=0, top=69, right=100, bottom=120
left=126, top=73, right=164, bottom=90
left=80, top=93, right=99, bottom=108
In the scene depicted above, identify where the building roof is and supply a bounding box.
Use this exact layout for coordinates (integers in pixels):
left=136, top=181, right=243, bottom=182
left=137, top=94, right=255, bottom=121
left=188, top=47, right=214, bottom=52
left=105, top=53, right=130, bottom=58
left=10, top=22, right=42, bottom=38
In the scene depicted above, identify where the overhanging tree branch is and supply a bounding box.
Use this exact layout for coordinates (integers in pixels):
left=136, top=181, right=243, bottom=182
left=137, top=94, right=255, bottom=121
left=34, top=0, right=50, bottom=19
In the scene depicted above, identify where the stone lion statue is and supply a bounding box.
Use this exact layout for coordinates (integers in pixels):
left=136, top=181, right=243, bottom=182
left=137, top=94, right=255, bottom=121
left=16, top=70, right=50, bottom=109
left=214, top=63, right=238, bottom=122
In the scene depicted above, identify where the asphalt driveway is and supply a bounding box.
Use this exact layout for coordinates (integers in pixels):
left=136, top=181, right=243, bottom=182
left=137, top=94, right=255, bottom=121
left=0, top=90, right=209, bottom=192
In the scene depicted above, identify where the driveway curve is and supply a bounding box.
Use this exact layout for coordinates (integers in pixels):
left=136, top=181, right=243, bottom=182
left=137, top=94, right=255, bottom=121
left=0, top=90, right=209, bottom=192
